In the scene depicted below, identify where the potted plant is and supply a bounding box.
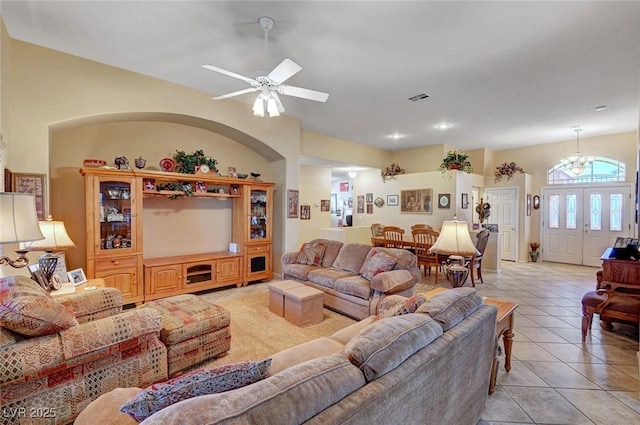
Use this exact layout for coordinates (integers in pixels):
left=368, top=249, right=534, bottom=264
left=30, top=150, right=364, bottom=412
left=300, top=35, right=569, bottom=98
left=529, top=242, right=540, bottom=262
left=439, top=150, right=473, bottom=174
left=173, top=149, right=218, bottom=174
left=494, top=161, right=524, bottom=182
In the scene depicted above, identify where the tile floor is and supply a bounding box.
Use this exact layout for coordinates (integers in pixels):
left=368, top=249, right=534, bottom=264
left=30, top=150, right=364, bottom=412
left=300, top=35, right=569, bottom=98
left=205, top=260, right=639, bottom=425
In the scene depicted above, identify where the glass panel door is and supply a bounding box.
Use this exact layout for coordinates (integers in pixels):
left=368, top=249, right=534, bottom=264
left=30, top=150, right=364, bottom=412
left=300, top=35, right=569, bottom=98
left=99, top=180, right=134, bottom=252
left=249, top=189, right=268, bottom=240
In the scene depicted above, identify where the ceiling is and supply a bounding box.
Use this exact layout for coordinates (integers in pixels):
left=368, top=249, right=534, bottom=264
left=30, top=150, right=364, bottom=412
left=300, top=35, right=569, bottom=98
left=2, top=1, right=640, bottom=160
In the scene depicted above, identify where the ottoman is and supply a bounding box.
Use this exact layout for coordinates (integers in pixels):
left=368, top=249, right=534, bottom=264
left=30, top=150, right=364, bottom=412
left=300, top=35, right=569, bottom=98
left=284, top=285, right=324, bottom=327
left=268, top=280, right=304, bottom=316
left=139, top=294, right=231, bottom=377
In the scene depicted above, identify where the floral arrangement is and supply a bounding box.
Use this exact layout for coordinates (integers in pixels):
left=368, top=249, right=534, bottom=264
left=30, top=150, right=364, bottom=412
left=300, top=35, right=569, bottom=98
left=173, top=149, right=218, bottom=175
left=494, top=161, right=524, bottom=182
left=381, top=162, right=405, bottom=182
left=439, top=150, right=473, bottom=174
left=529, top=241, right=540, bottom=252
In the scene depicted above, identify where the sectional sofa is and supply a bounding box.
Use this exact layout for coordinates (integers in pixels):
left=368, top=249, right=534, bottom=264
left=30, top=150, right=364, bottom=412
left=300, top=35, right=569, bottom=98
left=77, top=287, right=498, bottom=425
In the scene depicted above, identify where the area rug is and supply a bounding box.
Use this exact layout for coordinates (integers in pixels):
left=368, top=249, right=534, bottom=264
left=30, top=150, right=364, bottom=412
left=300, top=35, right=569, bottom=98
left=199, top=291, right=357, bottom=367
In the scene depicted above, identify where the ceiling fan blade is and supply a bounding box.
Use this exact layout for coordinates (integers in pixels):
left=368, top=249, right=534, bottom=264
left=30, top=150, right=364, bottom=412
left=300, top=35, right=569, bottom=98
left=268, top=58, right=302, bottom=84
left=272, top=93, right=286, bottom=113
left=279, top=85, right=329, bottom=102
left=212, top=87, right=259, bottom=100
left=202, top=64, right=258, bottom=85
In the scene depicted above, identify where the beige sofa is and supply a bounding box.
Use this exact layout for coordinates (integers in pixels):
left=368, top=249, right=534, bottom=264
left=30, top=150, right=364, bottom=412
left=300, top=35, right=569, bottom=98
left=77, top=288, right=498, bottom=425
left=281, top=240, right=421, bottom=319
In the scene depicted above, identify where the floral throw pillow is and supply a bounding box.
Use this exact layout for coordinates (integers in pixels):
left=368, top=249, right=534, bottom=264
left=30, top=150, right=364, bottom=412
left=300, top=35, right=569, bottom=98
left=0, top=275, right=78, bottom=336
left=377, top=293, right=427, bottom=319
left=120, top=358, right=272, bottom=422
left=297, top=241, right=327, bottom=266
left=359, top=249, right=397, bottom=280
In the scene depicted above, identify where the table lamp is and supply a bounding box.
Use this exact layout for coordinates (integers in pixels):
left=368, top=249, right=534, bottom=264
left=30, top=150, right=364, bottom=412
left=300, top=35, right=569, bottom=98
left=429, top=220, right=479, bottom=287
left=20, top=215, right=76, bottom=286
left=0, top=192, right=45, bottom=268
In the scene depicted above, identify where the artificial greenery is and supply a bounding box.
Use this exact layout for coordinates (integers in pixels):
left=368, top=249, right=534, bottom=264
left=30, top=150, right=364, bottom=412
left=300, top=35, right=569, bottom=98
left=172, top=149, right=218, bottom=174
left=439, top=149, right=473, bottom=174
left=157, top=182, right=193, bottom=199
left=494, top=161, right=524, bottom=182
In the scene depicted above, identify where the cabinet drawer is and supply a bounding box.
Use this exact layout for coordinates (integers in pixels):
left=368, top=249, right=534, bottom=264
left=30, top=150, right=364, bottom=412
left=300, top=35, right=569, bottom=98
left=247, top=244, right=270, bottom=254
left=95, top=256, right=137, bottom=270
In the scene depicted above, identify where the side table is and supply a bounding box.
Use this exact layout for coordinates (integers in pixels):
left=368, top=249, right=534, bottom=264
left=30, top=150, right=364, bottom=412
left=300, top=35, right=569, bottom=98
left=483, top=297, right=518, bottom=394
left=50, top=278, right=106, bottom=297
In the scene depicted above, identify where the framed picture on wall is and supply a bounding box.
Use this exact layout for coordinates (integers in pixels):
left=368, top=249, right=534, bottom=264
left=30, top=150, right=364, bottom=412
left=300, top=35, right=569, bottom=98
left=287, top=190, right=299, bottom=218
left=366, top=204, right=373, bottom=214
left=12, top=173, right=46, bottom=219
left=400, top=189, right=432, bottom=214
left=461, top=193, right=469, bottom=209
left=357, top=195, right=365, bottom=213
left=365, top=192, right=373, bottom=203
left=300, top=205, right=311, bottom=220
left=438, top=194, right=451, bottom=209
left=387, top=195, right=399, bottom=206
left=321, top=199, right=330, bottom=212
left=339, top=181, right=350, bottom=192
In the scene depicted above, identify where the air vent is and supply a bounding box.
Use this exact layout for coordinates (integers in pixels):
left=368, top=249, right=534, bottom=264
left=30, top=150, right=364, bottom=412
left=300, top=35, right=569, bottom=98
left=408, top=93, right=429, bottom=102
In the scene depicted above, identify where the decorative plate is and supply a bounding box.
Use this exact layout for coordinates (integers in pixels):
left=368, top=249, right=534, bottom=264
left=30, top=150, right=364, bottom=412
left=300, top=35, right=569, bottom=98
left=159, top=157, right=176, bottom=172
left=374, top=197, right=385, bottom=207
left=83, top=159, right=107, bottom=168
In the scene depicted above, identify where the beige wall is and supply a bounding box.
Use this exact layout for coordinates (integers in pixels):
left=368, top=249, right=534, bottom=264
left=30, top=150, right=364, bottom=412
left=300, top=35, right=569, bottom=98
left=301, top=130, right=391, bottom=168
left=298, top=165, right=332, bottom=245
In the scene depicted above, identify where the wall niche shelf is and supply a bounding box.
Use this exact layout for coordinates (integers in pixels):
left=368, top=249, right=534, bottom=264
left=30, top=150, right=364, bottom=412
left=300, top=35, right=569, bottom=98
left=80, top=167, right=273, bottom=304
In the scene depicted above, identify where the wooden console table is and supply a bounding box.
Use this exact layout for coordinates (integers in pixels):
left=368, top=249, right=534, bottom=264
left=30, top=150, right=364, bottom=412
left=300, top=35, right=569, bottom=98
left=598, top=248, right=640, bottom=289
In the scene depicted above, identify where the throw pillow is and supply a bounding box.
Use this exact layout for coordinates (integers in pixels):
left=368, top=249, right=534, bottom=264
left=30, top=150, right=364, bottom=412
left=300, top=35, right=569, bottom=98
left=359, top=249, right=397, bottom=280
left=120, top=358, right=272, bottom=422
left=415, top=288, right=483, bottom=331
left=0, top=275, right=78, bottom=336
left=377, top=292, right=427, bottom=319
left=297, top=241, right=327, bottom=266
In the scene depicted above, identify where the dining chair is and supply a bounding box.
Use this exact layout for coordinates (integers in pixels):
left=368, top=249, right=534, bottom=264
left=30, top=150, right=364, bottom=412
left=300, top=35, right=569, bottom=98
left=412, top=227, right=440, bottom=283
left=382, top=226, right=405, bottom=249
left=371, top=223, right=385, bottom=237
left=467, top=230, right=490, bottom=287
left=411, top=224, right=435, bottom=232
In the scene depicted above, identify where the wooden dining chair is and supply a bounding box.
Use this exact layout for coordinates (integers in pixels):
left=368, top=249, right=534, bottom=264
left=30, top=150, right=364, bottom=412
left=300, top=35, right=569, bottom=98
left=412, top=227, right=440, bottom=283
left=411, top=224, right=434, bottom=232
left=371, top=223, right=385, bottom=237
left=382, top=226, right=405, bottom=249
left=467, top=230, right=490, bottom=287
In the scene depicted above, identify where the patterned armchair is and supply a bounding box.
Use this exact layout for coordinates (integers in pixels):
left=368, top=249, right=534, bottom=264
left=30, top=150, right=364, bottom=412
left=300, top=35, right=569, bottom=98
left=1, top=277, right=168, bottom=425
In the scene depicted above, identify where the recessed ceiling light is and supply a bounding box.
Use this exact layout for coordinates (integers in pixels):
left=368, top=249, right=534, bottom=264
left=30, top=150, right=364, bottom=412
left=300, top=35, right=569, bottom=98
left=595, top=105, right=607, bottom=112
left=389, top=133, right=402, bottom=140
left=436, top=123, right=451, bottom=130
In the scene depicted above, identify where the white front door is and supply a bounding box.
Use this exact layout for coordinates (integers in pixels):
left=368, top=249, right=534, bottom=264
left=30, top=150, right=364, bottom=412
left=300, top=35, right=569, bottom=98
left=486, top=188, right=518, bottom=261
left=542, top=184, right=632, bottom=266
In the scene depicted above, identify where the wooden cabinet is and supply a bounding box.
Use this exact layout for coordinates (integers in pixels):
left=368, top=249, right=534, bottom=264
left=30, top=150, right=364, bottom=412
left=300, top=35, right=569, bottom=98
left=81, top=167, right=273, bottom=303
left=144, top=253, right=242, bottom=301
left=233, top=185, right=274, bottom=285
left=81, top=168, right=144, bottom=305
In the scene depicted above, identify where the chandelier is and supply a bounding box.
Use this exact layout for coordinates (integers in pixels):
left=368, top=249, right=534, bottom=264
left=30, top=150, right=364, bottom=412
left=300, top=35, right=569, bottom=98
left=560, top=127, right=593, bottom=175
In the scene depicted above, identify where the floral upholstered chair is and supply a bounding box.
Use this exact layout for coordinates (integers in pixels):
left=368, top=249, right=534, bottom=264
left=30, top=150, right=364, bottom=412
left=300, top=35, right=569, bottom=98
left=0, top=276, right=167, bottom=425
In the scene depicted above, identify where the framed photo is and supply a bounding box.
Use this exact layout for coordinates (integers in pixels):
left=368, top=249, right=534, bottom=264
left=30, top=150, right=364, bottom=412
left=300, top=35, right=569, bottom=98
left=348, top=197, right=353, bottom=208
left=365, top=192, right=373, bottom=203
left=374, top=197, right=384, bottom=207
left=401, top=189, right=432, bottom=214
left=143, top=178, right=156, bottom=191
left=195, top=181, right=207, bottom=193
left=4, top=168, right=12, bottom=191
left=330, top=193, right=337, bottom=213
left=461, top=193, right=469, bottom=209
left=526, top=194, right=532, bottom=216
left=12, top=172, right=46, bottom=219
left=366, top=204, right=373, bottom=214
left=67, top=268, right=88, bottom=286
left=339, top=181, right=350, bottom=192
left=300, top=205, right=311, bottom=220
left=321, top=199, right=330, bottom=212
left=387, top=195, right=399, bottom=206
left=438, top=194, right=451, bottom=209
left=357, top=195, right=365, bottom=213
left=287, top=190, right=299, bottom=218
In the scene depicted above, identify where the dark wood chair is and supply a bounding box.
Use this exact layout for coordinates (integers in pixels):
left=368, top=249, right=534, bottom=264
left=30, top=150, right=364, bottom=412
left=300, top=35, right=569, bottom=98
left=467, top=230, right=489, bottom=287
left=382, top=226, right=405, bottom=249
left=412, top=227, right=440, bottom=283
left=581, top=281, right=640, bottom=341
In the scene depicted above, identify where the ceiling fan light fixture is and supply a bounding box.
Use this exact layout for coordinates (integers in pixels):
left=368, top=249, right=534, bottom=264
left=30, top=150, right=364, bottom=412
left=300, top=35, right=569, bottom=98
left=252, top=96, right=265, bottom=117
left=266, top=97, right=280, bottom=117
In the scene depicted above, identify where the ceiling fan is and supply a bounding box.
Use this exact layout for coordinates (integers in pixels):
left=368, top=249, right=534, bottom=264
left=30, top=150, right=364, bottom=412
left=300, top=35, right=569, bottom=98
left=202, top=16, right=329, bottom=117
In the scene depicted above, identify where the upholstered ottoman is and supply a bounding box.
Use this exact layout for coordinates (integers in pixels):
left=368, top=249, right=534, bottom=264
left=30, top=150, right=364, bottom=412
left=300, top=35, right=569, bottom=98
left=284, top=285, right=324, bottom=327
left=139, top=294, right=231, bottom=377
left=268, top=280, right=304, bottom=316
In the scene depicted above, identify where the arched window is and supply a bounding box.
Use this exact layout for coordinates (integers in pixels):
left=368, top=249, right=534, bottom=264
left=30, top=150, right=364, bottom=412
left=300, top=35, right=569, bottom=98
left=548, top=157, right=626, bottom=184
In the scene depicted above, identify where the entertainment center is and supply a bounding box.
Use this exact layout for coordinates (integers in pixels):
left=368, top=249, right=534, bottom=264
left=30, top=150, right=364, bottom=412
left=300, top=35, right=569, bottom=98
left=80, top=167, right=274, bottom=304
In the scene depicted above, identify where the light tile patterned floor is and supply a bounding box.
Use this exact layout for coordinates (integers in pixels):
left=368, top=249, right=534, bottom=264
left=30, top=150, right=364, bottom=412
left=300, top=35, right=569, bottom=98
left=204, top=260, right=639, bottom=424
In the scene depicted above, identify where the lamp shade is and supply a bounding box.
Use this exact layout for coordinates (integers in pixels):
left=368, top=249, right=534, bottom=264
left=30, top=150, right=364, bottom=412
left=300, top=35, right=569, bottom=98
left=429, top=220, right=479, bottom=257
left=20, top=217, right=76, bottom=252
left=0, top=193, right=45, bottom=244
